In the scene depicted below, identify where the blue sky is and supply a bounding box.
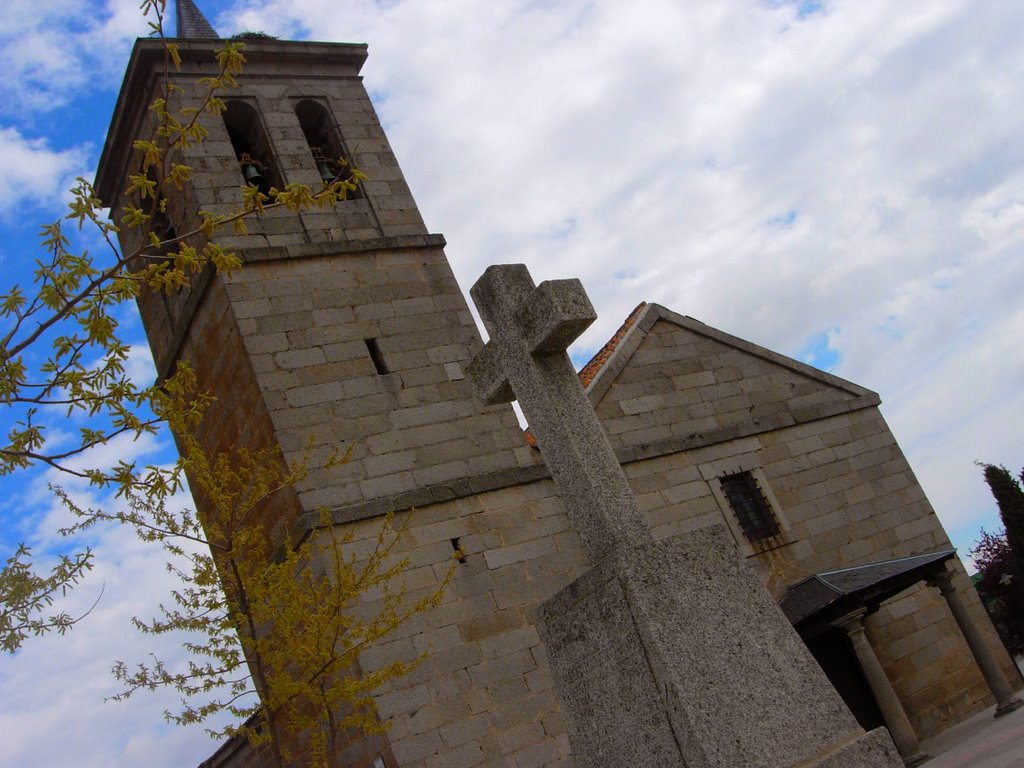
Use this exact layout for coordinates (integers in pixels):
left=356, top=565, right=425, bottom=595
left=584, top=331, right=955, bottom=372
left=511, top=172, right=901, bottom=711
left=3, top=0, right=1024, bottom=765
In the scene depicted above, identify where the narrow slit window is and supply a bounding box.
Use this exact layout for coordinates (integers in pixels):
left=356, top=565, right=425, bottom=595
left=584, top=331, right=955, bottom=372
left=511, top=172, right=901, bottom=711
left=450, top=537, right=467, bottom=564
left=719, top=471, right=781, bottom=542
left=133, top=164, right=178, bottom=264
left=294, top=99, right=361, bottom=199
left=365, top=338, right=389, bottom=375
left=151, top=198, right=177, bottom=256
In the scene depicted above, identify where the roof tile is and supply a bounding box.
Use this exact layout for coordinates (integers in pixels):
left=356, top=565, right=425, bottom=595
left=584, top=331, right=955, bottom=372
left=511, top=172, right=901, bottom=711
left=176, top=0, right=219, bottom=39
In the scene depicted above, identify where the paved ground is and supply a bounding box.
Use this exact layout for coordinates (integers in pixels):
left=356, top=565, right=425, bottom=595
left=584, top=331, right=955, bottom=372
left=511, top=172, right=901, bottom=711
left=921, top=703, right=1024, bottom=768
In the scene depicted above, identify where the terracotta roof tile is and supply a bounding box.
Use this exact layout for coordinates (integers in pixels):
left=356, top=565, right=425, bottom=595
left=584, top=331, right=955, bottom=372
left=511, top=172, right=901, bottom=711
left=578, top=301, right=647, bottom=388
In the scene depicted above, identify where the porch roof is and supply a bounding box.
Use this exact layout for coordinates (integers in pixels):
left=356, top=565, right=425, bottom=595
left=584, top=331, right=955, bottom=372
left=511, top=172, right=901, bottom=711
left=780, top=550, right=956, bottom=633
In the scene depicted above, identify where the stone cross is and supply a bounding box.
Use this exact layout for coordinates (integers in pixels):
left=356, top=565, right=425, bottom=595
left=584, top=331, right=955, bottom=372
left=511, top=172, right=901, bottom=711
left=467, top=264, right=651, bottom=562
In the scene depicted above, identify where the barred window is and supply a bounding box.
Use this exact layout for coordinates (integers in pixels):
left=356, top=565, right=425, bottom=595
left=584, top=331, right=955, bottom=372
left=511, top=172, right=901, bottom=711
left=719, top=471, right=781, bottom=542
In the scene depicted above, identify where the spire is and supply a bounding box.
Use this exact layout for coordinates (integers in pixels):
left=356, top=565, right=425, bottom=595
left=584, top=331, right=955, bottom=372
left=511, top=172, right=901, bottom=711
left=176, top=0, right=219, bottom=39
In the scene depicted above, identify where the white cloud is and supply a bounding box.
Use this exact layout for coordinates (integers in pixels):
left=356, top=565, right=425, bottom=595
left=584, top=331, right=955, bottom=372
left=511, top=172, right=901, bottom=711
left=5, top=0, right=1024, bottom=763
left=0, top=429, right=235, bottom=768
left=0, top=506, right=231, bottom=768
left=0, top=127, right=88, bottom=215
left=123, top=343, right=159, bottom=389
left=221, top=0, right=1024, bottom=551
left=0, top=0, right=150, bottom=116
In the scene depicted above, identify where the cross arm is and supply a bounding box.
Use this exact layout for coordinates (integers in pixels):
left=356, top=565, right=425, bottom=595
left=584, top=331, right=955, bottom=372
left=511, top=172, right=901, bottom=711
left=466, top=340, right=515, bottom=405
left=520, top=278, right=597, bottom=354
left=470, top=263, right=536, bottom=335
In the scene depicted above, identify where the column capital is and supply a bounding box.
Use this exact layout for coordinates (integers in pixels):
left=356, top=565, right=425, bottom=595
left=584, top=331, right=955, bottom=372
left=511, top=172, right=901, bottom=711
left=926, top=568, right=955, bottom=594
left=833, top=607, right=868, bottom=635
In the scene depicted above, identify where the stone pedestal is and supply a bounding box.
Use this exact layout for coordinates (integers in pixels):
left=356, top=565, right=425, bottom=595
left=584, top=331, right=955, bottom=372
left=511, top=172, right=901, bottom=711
left=537, top=526, right=903, bottom=768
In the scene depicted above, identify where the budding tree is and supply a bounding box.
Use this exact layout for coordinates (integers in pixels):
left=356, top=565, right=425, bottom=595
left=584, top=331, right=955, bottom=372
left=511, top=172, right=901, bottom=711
left=62, top=374, right=449, bottom=766
left=0, top=0, right=362, bottom=651
left=2, top=2, right=432, bottom=764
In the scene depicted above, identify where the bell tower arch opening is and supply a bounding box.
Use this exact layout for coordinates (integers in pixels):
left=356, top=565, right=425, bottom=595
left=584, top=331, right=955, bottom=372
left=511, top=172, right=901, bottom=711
left=222, top=99, right=279, bottom=195
left=295, top=98, right=362, bottom=197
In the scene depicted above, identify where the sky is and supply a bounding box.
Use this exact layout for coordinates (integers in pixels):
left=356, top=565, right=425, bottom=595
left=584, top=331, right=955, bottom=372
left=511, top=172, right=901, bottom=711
left=1, top=0, right=1023, bottom=765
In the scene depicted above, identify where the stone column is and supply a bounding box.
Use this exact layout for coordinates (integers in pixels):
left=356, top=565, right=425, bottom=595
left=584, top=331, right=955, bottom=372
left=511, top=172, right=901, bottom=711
left=928, top=570, right=1023, bottom=716
left=834, top=609, right=930, bottom=767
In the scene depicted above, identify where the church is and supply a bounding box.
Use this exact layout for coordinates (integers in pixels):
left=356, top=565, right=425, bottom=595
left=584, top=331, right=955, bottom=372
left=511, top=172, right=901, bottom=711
left=94, top=3, right=1021, bottom=766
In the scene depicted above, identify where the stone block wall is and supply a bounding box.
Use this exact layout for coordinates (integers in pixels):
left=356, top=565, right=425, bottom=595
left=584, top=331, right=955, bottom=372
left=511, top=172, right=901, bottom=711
left=866, top=582, right=1005, bottom=736
left=99, top=38, right=1015, bottom=765
left=101, top=39, right=441, bottom=382
left=332, top=479, right=587, bottom=768
left=594, top=318, right=868, bottom=450
left=169, top=41, right=427, bottom=247
left=105, top=40, right=536, bottom=534
left=333, top=389, right=1008, bottom=764
left=615, top=406, right=1011, bottom=737
left=587, top=310, right=1017, bottom=739
left=220, top=245, right=533, bottom=516
left=198, top=713, right=396, bottom=768
left=173, top=269, right=303, bottom=549
left=101, top=40, right=423, bottom=247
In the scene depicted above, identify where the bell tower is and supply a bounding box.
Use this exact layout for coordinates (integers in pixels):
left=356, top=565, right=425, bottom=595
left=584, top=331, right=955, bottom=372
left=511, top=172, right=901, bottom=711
left=95, top=2, right=533, bottom=553
left=96, top=4, right=578, bottom=766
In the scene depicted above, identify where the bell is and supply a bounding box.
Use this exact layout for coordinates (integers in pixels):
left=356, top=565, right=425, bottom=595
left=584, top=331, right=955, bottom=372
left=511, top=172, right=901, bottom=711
left=317, top=160, right=337, bottom=184
left=242, top=162, right=264, bottom=188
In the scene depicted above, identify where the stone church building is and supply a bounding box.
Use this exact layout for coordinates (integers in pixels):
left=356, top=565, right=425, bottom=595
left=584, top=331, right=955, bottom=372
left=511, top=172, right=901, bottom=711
left=95, top=3, right=1020, bottom=766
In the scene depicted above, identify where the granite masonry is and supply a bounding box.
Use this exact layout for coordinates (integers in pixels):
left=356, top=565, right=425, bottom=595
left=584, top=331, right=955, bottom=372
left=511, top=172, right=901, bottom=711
left=94, top=4, right=1021, bottom=767
left=466, top=263, right=901, bottom=767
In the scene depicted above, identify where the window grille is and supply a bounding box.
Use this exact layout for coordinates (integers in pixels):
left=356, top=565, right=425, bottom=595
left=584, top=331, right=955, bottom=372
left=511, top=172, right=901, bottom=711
left=719, top=471, right=781, bottom=542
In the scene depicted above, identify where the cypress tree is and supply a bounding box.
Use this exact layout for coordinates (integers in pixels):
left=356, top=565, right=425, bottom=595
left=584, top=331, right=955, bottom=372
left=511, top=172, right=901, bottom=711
left=982, top=464, right=1024, bottom=566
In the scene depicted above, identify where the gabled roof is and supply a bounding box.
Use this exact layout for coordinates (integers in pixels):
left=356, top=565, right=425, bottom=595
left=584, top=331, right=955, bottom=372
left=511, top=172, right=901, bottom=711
left=176, top=0, right=219, bottom=39
left=578, top=302, right=647, bottom=388
left=524, top=302, right=880, bottom=454
left=583, top=302, right=875, bottom=406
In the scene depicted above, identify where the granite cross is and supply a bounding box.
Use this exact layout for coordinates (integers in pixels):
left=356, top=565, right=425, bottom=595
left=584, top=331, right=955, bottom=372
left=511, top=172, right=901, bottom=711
left=467, top=264, right=651, bottom=562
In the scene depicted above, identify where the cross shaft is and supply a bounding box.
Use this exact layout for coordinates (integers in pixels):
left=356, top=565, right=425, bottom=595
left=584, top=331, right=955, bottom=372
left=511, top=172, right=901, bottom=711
left=468, top=264, right=650, bottom=562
